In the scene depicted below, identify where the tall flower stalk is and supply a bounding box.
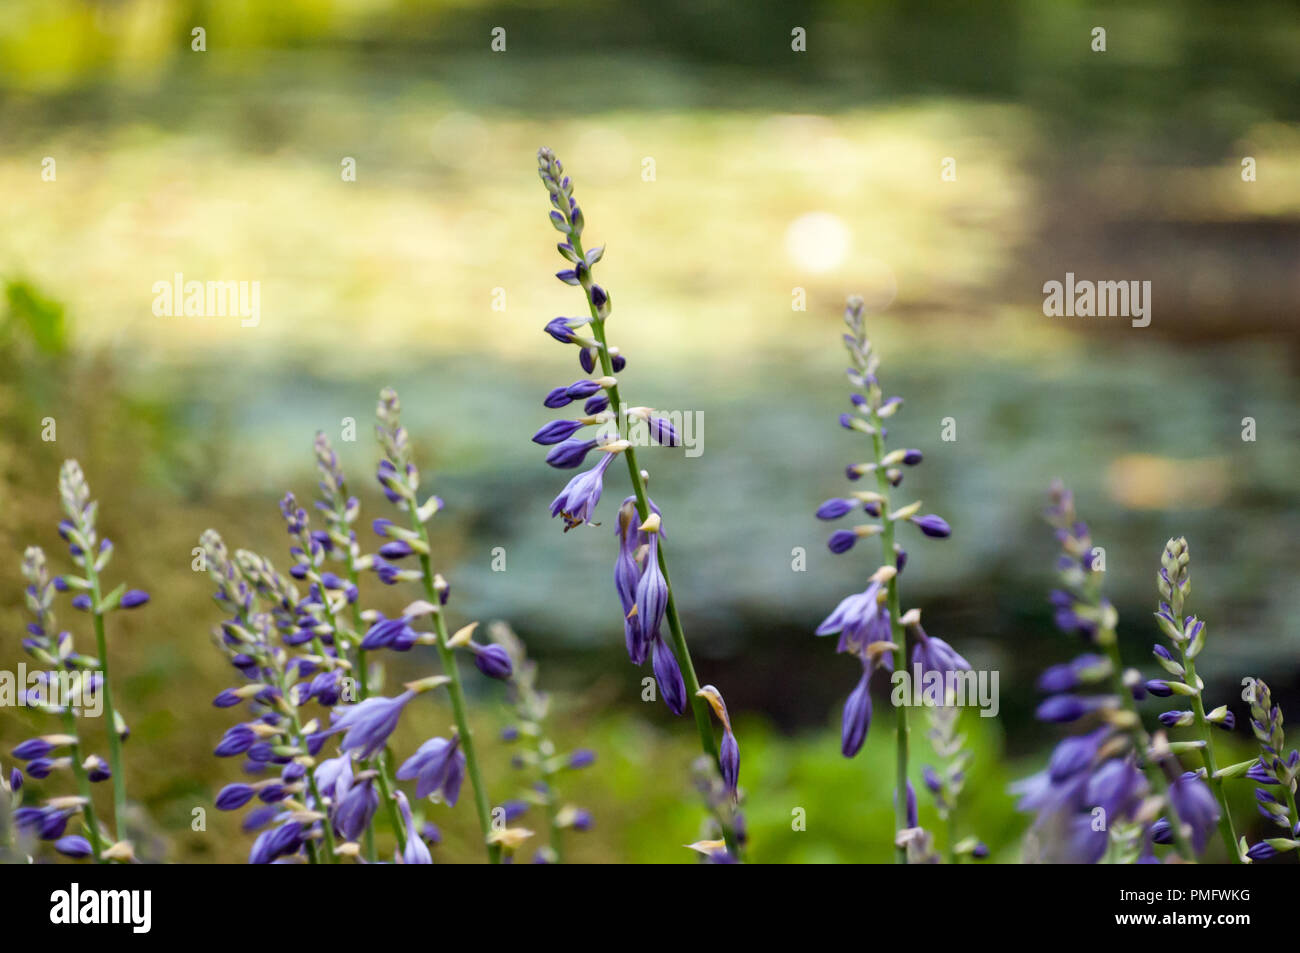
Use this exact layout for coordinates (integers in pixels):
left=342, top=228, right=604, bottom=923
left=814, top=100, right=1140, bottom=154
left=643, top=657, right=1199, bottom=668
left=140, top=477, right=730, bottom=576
left=205, top=389, right=512, bottom=864
left=6, top=461, right=149, bottom=863
left=492, top=622, right=594, bottom=864
left=813, top=295, right=958, bottom=863
left=372, top=387, right=504, bottom=863
left=532, top=147, right=738, bottom=854
left=1016, top=483, right=1219, bottom=862
left=56, top=462, right=139, bottom=844
left=1238, top=678, right=1300, bottom=861
left=1148, top=537, right=1240, bottom=861
left=922, top=693, right=988, bottom=863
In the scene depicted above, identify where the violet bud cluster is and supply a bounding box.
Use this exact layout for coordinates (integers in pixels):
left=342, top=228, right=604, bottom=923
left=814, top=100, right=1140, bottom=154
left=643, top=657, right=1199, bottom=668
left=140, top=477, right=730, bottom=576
left=202, top=389, right=510, bottom=863
left=814, top=297, right=961, bottom=761
left=5, top=462, right=145, bottom=863
left=1015, top=483, right=1219, bottom=863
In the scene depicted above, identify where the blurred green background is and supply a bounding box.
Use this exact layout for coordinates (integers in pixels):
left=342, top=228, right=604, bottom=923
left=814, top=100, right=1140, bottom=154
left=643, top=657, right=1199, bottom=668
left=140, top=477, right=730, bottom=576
left=1, top=0, right=1298, bottom=862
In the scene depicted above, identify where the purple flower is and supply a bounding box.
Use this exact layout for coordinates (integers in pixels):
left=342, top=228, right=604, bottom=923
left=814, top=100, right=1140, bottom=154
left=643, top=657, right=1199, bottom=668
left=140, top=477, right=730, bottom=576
left=545, top=438, right=599, bottom=470
left=53, top=835, right=94, bottom=859
left=614, top=503, right=648, bottom=664
left=314, top=754, right=353, bottom=804
left=564, top=379, right=603, bottom=401
left=1036, top=694, right=1093, bottom=723
left=214, top=723, right=257, bottom=757
left=652, top=637, right=686, bottom=715
left=910, top=631, right=971, bottom=676
left=1036, top=654, right=1107, bottom=693
left=361, top=615, right=417, bottom=651
left=544, top=317, right=587, bottom=343
left=1047, top=727, right=1110, bottom=782
left=334, top=777, right=379, bottom=841
left=12, top=738, right=55, bottom=760
left=395, top=791, right=432, bottom=864
left=816, top=582, right=891, bottom=660
left=471, top=642, right=513, bottom=680
left=216, top=783, right=256, bottom=810
left=330, top=691, right=414, bottom=759
left=1145, top=679, right=1174, bottom=697
left=249, top=821, right=305, bottom=864
left=719, top=730, right=740, bottom=795
left=897, top=779, right=918, bottom=828
left=378, top=539, right=415, bottom=559
left=533, top=419, right=585, bottom=445
left=827, top=529, right=857, bottom=554
left=549, top=453, right=615, bottom=531
left=568, top=749, right=596, bottom=769
left=908, top=514, right=951, bottom=538
left=647, top=417, right=679, bottom=447
left=1169, top=772, right=1220, bottom=854
left=816, top=498, right=856, bottom=520
left=120, top=589, right=150, bottom=609
left=841, top=668, right=872, bottom=757
left=25, top=758, right=58, bottom=779
left=1086, top=757, right=1145, bottom=824
left=397, top=735, right=466, bottom=803
left=635, top=534, right=667, bottom=644
left=1246, top=841, right=1278, bottom=861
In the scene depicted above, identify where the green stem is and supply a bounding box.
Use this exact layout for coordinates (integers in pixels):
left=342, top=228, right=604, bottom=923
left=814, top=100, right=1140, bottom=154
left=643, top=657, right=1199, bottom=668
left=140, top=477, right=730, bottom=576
left=343, top=558, right=381, bottom=862
left=61, top=707, right=103, bottom=863
left=323, top=565, right=404, bottom=850
left=540, top=758, right=565, bottom=864
left=1284, top=786, right=1300, bottom=863
left=570, top=234, right=738, bottom=857
left=1182, top=655, right=1240, bottom=862
left=868, top=427, right=910, bottom=864
left=83, top=567, right=127, bottom=844
left=301, top=751, right=338, bottom=861
left=412, top=543, right=500, bottom=864
left=1099, top=636, right=1196, bottom=861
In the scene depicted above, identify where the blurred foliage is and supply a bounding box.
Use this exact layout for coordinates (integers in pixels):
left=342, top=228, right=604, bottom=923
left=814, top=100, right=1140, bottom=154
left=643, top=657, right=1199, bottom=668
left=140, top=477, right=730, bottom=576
left=1, top=0, right=1298, bottom=861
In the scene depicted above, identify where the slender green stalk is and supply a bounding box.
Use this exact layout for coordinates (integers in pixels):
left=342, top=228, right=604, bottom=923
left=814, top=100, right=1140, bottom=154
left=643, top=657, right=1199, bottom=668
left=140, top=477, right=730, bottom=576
left=1285, top=787, right=1300, bottom=863
left=538, top=753, right=566, bottom=865
left=61, top=706, right=103, bottom=863
left=410, top=537, right=501, bottom=864
left=1157, top=541, right=1238, bottom=862
left=1182, top=654, right=1240, bottom=862
left=296, top=726, right=338, bottom=862
left=868, top=427, right=910, bottom=864
left=318, top=578, right=404, bottom=847
left=83, top=566, right=127, bottom=844
left=1097, top=636, right=1195, bottom=861
left=570, top=233, right=738, bottom=857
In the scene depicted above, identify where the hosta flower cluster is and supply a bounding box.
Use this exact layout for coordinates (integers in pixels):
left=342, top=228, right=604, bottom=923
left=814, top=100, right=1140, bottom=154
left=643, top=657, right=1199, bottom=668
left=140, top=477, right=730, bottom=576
left=1015, top=483, right=1297, bottom=864
left=200, top=388, right=567, bottom=863
left=4, top=462, right=147, bottom=863
left=813, top=295, right=970, bottom=863
left=4, top=146, right=1298, bottom=868
left=531, top=147, right=741, bottom=859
